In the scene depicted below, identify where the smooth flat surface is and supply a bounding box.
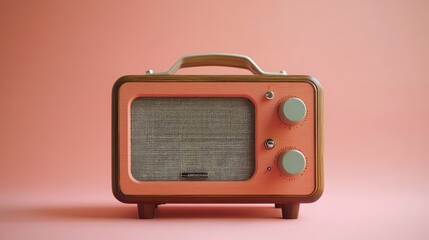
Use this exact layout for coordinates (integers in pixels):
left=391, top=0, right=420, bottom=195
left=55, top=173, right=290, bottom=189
left=1, top=0, right=428, bottom=239
left=1, top=193, right=428, bottom=239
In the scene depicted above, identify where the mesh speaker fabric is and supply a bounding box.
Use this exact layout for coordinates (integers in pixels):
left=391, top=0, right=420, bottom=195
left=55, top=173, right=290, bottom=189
left=130, top=97, right=255, bottom=181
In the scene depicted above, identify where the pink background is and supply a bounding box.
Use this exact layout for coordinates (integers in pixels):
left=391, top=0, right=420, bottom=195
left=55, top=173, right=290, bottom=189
left=1, top=0, right=428, bottom=239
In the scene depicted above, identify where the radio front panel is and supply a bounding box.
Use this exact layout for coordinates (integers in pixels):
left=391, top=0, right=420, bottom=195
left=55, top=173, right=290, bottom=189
left=116, top=79, right=319, bottom=196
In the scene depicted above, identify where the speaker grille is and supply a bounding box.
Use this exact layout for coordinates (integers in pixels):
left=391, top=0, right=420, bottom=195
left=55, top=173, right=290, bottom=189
left=130, top=97, right=255, bottom=181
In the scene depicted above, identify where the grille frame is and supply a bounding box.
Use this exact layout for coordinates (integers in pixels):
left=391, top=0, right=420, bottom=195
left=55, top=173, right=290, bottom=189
left=130, top=97, right=256, bottom=182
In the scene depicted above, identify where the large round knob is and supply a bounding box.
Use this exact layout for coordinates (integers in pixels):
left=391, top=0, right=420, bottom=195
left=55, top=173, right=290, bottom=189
left=277, top=149, right=306, bottom=176
left=278, top=97, right=307, bottom=125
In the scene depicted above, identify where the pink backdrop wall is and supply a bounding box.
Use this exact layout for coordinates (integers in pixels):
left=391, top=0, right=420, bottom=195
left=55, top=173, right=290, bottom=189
left=1, top=0, right=428, bottom=239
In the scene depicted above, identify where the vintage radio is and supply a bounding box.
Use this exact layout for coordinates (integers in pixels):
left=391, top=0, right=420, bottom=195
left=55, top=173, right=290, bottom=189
left=112, top=54, right=323, bottom=219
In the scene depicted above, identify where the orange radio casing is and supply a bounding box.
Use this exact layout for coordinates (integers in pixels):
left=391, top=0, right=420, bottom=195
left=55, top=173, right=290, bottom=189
left=112, top=54, right=323, bottom=219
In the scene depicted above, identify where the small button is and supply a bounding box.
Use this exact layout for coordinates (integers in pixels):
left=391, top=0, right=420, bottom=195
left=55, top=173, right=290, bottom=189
left=264, top=139, right=275, bottom=149
left=265, top=91, right=274, bottom=100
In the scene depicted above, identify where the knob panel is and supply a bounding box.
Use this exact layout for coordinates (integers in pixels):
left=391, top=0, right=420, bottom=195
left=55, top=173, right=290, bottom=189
left=278, top=97, right=307, bottom=125
left=278, top=149, right=306, bottom=176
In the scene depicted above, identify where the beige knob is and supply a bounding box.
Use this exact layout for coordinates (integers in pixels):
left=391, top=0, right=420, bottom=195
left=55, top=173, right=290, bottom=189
left=278, top=97, right=307, bottom=125
left=277, top=149, right=306, bottom=176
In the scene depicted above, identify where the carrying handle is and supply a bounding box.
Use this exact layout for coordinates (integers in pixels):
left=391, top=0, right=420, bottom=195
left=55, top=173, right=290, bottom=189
left=148, top=53, right=287, bottom=75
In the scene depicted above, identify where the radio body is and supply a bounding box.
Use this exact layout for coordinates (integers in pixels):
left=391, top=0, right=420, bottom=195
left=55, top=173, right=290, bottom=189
left=112, top=54, right=323, bottom=219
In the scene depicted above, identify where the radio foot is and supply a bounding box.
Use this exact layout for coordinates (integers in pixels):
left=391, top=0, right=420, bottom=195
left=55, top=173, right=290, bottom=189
left=137, top=203, right=156, bottom=219
left=280, top=203, right=300, bottom=219
left=275, top=204, right=282, bottom=208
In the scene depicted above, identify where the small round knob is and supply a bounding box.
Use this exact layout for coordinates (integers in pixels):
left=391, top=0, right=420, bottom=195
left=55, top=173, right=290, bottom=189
left=264, top=139, right=276, bottom=149
left=277, top=149, right=306, bottom=176
left=265, top=91, right=275, bottom=100
left=278, top=97, right=307, bottom=125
